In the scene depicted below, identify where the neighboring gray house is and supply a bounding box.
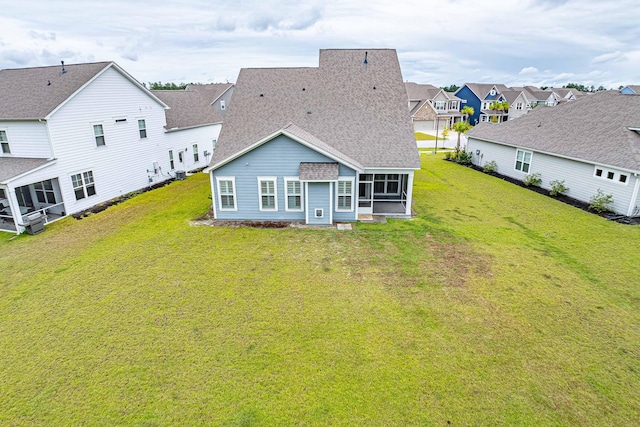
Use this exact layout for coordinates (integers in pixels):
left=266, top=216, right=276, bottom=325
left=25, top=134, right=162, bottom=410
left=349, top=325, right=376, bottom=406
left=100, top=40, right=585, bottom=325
left=204, top=49, right=420, bottom=225
left=466, top=90, right=640, bottom=216
left=405, top=82, right=463, bottom=132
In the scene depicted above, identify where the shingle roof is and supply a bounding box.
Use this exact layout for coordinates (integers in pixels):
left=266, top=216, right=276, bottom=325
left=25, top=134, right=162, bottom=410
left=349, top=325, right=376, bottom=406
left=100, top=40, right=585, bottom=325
left=210, top=49, right=420, bottom=170
left=457, top=83, right=510, bottom=100
left=467, top=91, right=640, bottom=171
left=623, top=85, right=640, bottom=94
left=299, top=162, right=339, bottom=181
left=0, top=157, right=54, bottom=183
left=405, top=82, right=440, bottom=100
left=152, top=83, right=232, bottom=130
left=0, top=62, right=111, bottom=119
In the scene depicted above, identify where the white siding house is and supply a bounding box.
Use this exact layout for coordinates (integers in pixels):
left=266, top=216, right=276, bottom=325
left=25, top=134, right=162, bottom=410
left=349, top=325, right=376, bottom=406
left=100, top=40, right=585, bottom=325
left=0, top=62, right=231, bottom=234
left=466, top=90, right=640, bottom=217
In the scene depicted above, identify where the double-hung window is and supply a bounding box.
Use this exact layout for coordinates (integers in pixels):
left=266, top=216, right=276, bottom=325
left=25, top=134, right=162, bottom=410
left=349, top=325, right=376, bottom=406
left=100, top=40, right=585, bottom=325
left=515, top=149, right=532, bottom=172
left=0, top=130, right=10, bottom=153
left=138, top=119, right=147, bottom=138
left=193, top=144, right=199, bottom=162
left=336, top=179, right=354, bottom=211
left=217, top=177, right=236, bottom=210
left=93, top=124, right=105, bottom=146
left=258, top=177, right=277, bottom=211
left=435, top=101, right=446, bottom=111
left=169, top=150, right=175, bottom=169
left=284, top=178, right=303, bottom=211
left=71, top=171, right=96, bottom=201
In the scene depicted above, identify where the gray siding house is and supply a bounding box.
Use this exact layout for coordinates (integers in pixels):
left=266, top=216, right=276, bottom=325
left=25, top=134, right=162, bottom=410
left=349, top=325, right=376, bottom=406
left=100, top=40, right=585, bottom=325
left=466, top=90, right=640, bottom=217
left=204, top=49, right=420, bottom=225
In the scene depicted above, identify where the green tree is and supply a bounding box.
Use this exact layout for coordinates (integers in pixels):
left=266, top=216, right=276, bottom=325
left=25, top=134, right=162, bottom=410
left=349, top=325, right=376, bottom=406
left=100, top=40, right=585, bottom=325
left=461, top=106, right=474, bottom=122
left=442, top=84, right=460, bottom=92
left=451, top=121, right=472, bottom=150
left=148, top=81, right=191, bottom=90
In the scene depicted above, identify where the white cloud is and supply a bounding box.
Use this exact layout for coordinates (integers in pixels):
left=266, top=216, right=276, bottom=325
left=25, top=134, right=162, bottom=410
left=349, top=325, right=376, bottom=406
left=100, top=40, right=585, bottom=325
left=0, top=0, right=638, bottom=89
left=519, top=67, right=539, bottom=75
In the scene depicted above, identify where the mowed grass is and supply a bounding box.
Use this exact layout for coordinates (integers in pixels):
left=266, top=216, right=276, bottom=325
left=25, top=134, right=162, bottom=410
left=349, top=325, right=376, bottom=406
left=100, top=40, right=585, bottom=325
left=415, top=132, right=437, bottom=141
left=1, top=155, right=639, bottom=425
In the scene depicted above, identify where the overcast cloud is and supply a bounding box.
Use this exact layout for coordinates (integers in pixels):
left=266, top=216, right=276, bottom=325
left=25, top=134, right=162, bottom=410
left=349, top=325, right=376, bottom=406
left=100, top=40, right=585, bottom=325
left=1, top=0, right=638, bottom=88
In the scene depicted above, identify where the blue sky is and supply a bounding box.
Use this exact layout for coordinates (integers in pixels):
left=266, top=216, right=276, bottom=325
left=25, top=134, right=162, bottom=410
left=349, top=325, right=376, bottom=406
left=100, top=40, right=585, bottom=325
left=1, top=0, right=639, bottom=88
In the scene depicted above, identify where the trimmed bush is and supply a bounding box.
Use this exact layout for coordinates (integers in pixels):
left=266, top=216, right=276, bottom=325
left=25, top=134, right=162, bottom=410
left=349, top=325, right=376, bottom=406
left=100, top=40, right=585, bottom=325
left=483, top=160, right=497, bottom=174
left=523, top=172, right=542, bottom=187
left=549, top=179, right=569, bottom=196
left=589, top=189, right=614, bottom=213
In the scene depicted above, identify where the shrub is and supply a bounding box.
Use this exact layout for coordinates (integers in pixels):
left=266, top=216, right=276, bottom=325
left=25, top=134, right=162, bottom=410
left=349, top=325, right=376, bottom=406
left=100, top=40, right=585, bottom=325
left=523, top=172, right=542, bottom=187
left=483, top=160, right=497, bottom=174
left=549, top=179, right=569, bottom=196
left=589, top=189, right=614, bottom=213
left=444, top=151, right=452, bottom=160
left=457, top=149, right=473, bottom=165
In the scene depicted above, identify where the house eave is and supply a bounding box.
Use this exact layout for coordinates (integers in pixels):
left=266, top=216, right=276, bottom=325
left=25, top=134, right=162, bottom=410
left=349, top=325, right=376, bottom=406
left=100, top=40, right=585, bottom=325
left=469, top=135, right=640, bottom=175
left=204, top=128, right=365, bottom=174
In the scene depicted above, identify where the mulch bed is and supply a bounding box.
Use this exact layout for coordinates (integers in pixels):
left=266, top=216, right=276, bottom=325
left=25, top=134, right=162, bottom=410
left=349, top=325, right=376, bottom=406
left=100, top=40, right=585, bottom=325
left=449, top=160, right=640, bottom=225
left=72, top=179, right=175, bottom=219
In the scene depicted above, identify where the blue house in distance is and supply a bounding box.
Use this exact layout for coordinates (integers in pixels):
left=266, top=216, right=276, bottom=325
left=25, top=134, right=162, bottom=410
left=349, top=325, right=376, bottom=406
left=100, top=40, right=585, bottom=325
left=454, top=83, right=510, bottom=124
left=203, top=49, right=420, bottom=225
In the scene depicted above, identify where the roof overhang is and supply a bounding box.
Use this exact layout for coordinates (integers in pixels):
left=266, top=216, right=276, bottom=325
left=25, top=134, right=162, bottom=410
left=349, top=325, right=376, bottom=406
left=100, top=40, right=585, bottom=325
left=203, top=127, right=364, bottom=174
left=45, top=62, right=170, bottom=120
left=0, top=157, right=56, bottom=184
left=468, top=134, right=640, bottom=175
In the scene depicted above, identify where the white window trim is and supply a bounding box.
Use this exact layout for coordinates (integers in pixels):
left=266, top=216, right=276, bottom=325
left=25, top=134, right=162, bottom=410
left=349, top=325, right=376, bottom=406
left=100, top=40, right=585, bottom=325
left=0, top=129, right=10, bottom=154
left=70, top=170, right=97, bottom=201
left=93, top=123, right=105, bottom=147
left=193, top=144, right=199, bottom=163
left=257, top=176, right=278, bottom=211
left=137, top=118, right=147, bottom=139
left=594, top=166, right=629, bottom=186
left=515, top=149, right=532, bottom=173
left=284, top=177, right=303, bottom=212
left=315, top=208, right=324, bottom=218
left=336, top=177, right=355, bottom=212
left=216, top=176, right=237, bottom=211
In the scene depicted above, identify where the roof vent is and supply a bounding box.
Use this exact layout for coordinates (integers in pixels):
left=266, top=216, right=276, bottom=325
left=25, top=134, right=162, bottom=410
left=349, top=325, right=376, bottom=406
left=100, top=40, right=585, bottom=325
left=364, top=51, right=368, bottom=65
left=302, top=87, right=306, bottom=91
left=260, top=93, right=264, bottom=97
left=61, top=60, right=66, bottom=75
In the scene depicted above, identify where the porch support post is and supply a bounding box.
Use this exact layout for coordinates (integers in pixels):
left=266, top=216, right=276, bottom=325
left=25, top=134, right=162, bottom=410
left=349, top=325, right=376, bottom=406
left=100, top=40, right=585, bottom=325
left=405, top=171, right=414, bottom=216
left=6, top=185, right=23, bottom=234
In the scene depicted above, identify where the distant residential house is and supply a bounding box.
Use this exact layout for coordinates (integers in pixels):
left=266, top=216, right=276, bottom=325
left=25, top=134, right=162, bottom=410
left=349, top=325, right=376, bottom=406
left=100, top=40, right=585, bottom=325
left=204, top=49, right=420, bottom=225
left=0, top=62, right=230, bottom=234
left=405, top=82, right=463, bottom=132
left=454, top=83, right=510, bottom=124
left=620, top=85, right=640, bottom=95
left=466, top=90, right=640, bottom=217
left=501, top=90, right=531, bottom=121
left=152, top=83, right=234, bottom=168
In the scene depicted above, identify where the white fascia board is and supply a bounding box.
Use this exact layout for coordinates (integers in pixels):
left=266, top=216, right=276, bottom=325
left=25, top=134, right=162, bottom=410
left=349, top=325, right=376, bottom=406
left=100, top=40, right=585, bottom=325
left=204, top=129, right=364, bottom=174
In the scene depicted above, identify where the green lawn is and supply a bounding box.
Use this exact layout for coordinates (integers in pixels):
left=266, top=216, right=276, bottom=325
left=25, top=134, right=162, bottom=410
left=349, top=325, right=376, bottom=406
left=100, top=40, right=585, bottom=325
left=1, top=155, right=639, bottom=425
left=415, top=131, right=437, bottom=140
